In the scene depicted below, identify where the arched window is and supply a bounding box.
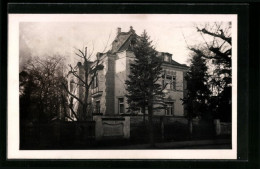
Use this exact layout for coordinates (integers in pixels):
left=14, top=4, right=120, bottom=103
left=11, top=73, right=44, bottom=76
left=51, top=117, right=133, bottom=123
left=70, top=79, right=75, bottom=92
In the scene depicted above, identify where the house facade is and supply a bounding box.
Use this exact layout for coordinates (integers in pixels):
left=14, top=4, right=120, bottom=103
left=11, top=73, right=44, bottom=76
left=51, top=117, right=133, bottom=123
left=67, top=27, right=188, bottom=121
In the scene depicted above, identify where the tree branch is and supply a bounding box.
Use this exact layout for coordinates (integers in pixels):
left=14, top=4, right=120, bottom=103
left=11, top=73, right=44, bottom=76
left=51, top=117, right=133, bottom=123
left=209, top=47, right=231, bottom=64
left=88, top=41, right=95, bottom=59
left=68, top=64, right=85, bottom=84
left=88, top=59, right=102, bottom=88
left=197, top=27, right=232, bottom=45
left=102, top=31, right=112, bottom=53
left=65, top=113, right=76, bottom=121
left=71, top=81, right=86, bottom=87
left=75, top=53, right=84, bottom=59
left=77, top=49, right=85, bottom=58
left=62, top=83, right=84, bottom=106
left=68, top=102, right=79, bottom=121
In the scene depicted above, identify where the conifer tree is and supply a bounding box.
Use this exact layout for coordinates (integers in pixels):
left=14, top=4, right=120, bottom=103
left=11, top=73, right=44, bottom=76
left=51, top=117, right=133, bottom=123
left=189, top=23, right=232, bottom=122
left=125, top=30, right=164, bottom=146
left=183, top=53, right=210, bottom=133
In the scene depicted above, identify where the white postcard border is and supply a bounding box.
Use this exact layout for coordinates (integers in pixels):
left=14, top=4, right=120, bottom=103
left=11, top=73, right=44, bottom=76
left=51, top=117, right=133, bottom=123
left=8, top=14, right=237, bottom=159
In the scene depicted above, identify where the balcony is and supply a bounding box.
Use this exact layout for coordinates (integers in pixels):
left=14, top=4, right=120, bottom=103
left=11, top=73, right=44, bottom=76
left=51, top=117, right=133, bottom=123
left=91, top=87, right=103, bottom=98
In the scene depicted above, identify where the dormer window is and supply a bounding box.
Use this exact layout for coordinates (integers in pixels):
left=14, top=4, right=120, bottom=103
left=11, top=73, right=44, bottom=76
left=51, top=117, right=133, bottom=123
left=164, top=55, right=171, bottom=62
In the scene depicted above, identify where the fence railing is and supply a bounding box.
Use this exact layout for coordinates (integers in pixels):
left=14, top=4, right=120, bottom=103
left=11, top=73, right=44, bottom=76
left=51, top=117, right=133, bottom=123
left=20, top=121, right=96, bottom=149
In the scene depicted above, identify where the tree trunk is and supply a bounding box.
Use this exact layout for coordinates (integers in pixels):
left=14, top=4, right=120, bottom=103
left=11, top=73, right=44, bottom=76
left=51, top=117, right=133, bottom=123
left=160, top=116, right=164, bottom=141
left=142, top=106, right=146, bottom=124
left=188, top=100, right=194, bottom=138
left=148, top=101, right=155, bottom=147
left=84, top=61, right=90, bottom=121
left=188, top=119, right=193, bottom=136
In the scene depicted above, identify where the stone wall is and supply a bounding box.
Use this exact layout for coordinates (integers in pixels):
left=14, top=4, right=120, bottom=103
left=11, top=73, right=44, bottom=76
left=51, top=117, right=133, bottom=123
left=129, top=115, right=189, bottom=142
left=220, top=122, right=231, bottom=135
left=20, top=121, right=96, bottom=149
left=130, top=115, right=188, bottom=127
left=214, top=119, right=232, bottom=135
left=93, top=115, right=130, bottom=140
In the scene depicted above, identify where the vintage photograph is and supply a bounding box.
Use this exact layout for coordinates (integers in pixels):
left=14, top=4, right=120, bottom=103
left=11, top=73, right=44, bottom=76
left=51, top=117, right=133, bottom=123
left=8, top=14, right=237, bottom=159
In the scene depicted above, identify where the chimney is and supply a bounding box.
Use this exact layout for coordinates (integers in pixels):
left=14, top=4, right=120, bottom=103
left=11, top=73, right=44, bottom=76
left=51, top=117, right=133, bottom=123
left=85, top=47, right=87, bottom=57
left=77, top=62, right=82, bottom=67
left=117, top=27, right=121, bottom=35
left=129, top=26, right=135, bottom=33
left=96, top=52, right=101, bottom=59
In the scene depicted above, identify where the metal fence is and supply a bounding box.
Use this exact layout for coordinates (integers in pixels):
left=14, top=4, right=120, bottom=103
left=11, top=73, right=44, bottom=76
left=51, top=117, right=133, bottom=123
left=20, top=121, right=96, bottom=149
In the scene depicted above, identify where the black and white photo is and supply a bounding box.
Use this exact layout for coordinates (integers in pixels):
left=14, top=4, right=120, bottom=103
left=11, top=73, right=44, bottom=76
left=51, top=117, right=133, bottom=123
left=8, top=14, right=237, bottom=159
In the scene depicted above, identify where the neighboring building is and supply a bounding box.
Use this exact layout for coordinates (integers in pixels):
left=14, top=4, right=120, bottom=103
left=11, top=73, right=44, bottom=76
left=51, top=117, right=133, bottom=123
left=67, top=26, right=188, bottom=121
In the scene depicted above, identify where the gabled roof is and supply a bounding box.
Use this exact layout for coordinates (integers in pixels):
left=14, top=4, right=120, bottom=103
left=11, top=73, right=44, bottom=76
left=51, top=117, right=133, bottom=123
left=109, top=27, right=189, bottom=69
left=162, top=61, right=189, bottom=69
left=110, top=27, right=136, bottom=53
left=168, top=60, right=188, bottom=68
left=157, top=52, right=189, bottom=69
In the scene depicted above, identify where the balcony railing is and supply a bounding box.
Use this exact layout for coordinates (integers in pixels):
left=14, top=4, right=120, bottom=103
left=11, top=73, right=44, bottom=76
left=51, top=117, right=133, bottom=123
left=91, top=87, right=103, bottom=97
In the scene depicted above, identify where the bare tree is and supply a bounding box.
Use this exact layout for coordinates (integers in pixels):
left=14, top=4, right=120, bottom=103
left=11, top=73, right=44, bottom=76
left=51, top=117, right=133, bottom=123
left=183, top=22, right=232, bottom=121
left=63, top=47, right=104, bottom=121
left=20, top=55, right=68, bottom=122
left=183, top=22, right=232, bottom=93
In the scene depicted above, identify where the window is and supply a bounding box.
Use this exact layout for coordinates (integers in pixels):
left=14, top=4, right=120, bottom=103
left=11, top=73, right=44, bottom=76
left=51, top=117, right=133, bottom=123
left=166, top=75, right=172, bottom=90
left=165, top=102, right=174, bottom=116
left=70, top=80, right=75, bottom=92
left=118, top=98, right=124, bottom=114
left=138, top=107, right=148, bottom=114
left=172, top=76, right=176, bottom=90
left=92, top=74, right=99, bottom=89
left=69, top=97, right=73, bottom=107
left=96, top=101, right=100, bottom=114
left=162, top=74, right=176, bottom=90
left=164, top=55, right=170, bottom=62
left=91, top=78, right=94, bottom=89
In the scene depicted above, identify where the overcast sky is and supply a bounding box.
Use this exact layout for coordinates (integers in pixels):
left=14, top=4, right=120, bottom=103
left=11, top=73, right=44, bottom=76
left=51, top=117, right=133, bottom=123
left=19, top=14, right=233, bottom=69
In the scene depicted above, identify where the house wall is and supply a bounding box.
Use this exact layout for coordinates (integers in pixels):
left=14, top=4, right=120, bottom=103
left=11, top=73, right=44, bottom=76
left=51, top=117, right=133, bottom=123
left=67, top=74, right=80, bottom=121
left=69, top=52, right=187, bottom=119
left=165, top=70, right=185, bottom=116
left=154, top=68, right=186, bottom=117
left=91, top=59, right=106, bottom=114
left=104, top=54, right=116, bottom=115
left=67, top=64, right=87, bottom=121
left=91, top=54, right=117, bottom=116
left=160, top=90, right=184, bottom=116
left=114, top=51, right=136, bottom=115
left=92, top=53, right=120, bottom=116
left=97, top=68, right=106, bottom=113
left=77, top=65, right=85, bottom=119
left=112, top=51, right=187, bottom=117
left=114, top=51, right=127, bottom=115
